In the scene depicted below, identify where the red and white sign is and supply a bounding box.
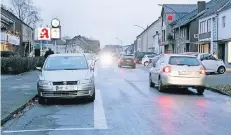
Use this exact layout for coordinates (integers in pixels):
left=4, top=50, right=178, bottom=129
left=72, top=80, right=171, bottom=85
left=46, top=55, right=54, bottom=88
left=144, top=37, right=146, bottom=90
left=168, top=14, right=173, bottom=21
left=38, top=27, right=51, bottom=40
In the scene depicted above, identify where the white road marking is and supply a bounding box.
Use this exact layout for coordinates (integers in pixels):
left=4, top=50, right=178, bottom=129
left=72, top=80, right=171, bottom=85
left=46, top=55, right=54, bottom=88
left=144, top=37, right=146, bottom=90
left=2, top=128, right=96, bottom=133
left=94, top=89, right=108, bottom=129
left=3, top=89, right=108, bottom=133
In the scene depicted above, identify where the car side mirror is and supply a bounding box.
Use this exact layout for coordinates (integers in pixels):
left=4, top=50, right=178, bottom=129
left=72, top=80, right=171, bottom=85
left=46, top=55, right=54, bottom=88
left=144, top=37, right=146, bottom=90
left=36, top=67, right=42, bottom=71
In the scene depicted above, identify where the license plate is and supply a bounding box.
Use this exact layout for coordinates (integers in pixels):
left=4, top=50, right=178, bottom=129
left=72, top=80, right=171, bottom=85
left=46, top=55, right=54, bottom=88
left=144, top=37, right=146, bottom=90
left=126, top=59, right=131, bottom=62
left=179, top=71, right=191, bottom=75
left=56, top=85, right=74, bottom=91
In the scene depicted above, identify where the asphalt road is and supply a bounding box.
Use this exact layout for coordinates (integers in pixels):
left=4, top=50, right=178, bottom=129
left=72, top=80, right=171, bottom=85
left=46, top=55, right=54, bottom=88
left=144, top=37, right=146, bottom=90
left=2, top=62, right=231, bottom=135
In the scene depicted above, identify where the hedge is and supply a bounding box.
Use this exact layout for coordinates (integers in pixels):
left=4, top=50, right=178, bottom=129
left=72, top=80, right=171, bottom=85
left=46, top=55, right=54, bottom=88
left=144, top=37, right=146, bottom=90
left=1, top=56, right=45, bottom=74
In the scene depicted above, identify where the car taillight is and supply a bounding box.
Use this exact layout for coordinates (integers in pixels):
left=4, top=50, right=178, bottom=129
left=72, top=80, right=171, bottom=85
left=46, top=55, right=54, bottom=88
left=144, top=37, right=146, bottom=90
left=133, top=59, right=136, bottom=63
left=200, top=67, right=205, bottom=74
left=163, top=66, right=171, bottom=73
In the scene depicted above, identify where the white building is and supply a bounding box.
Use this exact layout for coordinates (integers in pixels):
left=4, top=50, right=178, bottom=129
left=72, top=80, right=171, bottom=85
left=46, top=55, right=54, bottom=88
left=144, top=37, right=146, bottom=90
left=198, top=0, right=231, bottom=68
left=136, top=17, right=163, bottom=54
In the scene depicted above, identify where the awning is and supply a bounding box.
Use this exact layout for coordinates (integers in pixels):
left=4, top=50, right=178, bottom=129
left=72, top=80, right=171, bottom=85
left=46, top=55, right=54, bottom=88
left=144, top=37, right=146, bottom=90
left=193, top=40, right=210, bottom=44
left=213, top=38, right=231, bottom=42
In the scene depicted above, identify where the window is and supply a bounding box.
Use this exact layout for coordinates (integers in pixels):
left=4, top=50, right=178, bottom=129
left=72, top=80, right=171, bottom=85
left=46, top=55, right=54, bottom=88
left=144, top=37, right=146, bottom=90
left=222, top=16, right=226, bottom=28
left=207, top=19, right=211, bottom=32
left=169, top=56, right=200, bottom=66
left=200, top=21, right=207, bottom=34
left=44, top=56, right=89, bottom=70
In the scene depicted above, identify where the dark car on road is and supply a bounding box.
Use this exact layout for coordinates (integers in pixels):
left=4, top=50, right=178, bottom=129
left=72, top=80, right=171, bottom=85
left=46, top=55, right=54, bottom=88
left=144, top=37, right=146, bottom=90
left=118, top=54, right=136, bottom=68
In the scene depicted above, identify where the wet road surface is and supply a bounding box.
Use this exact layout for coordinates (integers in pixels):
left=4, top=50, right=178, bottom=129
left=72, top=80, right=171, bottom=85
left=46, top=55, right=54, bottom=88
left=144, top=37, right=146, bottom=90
left=2, top=63, right=231, bottom=135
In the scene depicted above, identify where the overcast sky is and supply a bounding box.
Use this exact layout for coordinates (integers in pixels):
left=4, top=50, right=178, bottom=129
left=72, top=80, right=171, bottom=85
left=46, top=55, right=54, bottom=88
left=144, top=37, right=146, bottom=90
left=2, top=0, right=209, bottom=47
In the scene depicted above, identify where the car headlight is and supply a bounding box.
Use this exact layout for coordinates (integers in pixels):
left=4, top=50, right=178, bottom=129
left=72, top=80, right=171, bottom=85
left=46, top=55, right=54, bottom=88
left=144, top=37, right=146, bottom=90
left=38, top=80, right=52, bottom=86
left=79, top=79, right=92, bottom=84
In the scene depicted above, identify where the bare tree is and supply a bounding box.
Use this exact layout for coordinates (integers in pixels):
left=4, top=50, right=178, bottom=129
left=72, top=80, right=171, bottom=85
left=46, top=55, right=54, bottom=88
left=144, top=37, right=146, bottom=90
left=10, top=0, right=42, bottom=28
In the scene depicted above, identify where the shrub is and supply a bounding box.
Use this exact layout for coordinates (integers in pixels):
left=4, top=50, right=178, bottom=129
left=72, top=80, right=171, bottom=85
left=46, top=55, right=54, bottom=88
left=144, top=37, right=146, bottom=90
left=1, top=56, right=45, bottom=74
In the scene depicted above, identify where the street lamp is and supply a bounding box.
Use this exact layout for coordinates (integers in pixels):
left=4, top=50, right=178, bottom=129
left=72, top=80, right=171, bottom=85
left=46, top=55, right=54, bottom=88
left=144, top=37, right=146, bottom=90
left=116, top=38, right=123, bottom=46
left=134, top=25, right=149, bottom=52
left=158, top=4, right=183, bottom=53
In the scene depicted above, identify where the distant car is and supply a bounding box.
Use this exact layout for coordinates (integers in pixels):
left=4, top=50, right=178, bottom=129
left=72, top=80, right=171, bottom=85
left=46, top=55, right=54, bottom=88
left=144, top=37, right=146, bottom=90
left=149, top=54, right=206, bottom=95
left=182, top=52, right=226, bottom=74
left=36, top=53, right=95, bottom=104
left=118, top=54, right=136, bottom=68
left=142, top=55, right=156, bottom=66
left=134, top=52, right=155, bottom=64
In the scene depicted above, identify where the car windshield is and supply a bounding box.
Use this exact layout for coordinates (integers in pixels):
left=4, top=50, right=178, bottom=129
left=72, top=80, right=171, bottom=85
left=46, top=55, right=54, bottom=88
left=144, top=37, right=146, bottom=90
left=44, top=56, right=89, bottom=70
left=169, top=56, right=200, bottom=66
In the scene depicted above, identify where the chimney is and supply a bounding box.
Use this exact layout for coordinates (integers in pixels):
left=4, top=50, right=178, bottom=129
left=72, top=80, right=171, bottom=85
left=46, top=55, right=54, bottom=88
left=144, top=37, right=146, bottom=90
left=197, top=1, right=206, bottom=13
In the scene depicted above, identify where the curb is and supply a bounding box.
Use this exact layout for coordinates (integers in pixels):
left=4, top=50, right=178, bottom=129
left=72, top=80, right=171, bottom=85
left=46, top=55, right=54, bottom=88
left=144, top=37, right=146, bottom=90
left=206, top=87, right=231, bottom=97
left=1, top=94, right=38, bottom=126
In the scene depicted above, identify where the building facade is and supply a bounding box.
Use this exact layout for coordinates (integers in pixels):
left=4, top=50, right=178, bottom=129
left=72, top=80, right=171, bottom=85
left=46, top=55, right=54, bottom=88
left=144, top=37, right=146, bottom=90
left=160, top=4, right=197, bottom=53
left=1, top=6, right=34, bottom=56
left=198, top=0, right=231, bottom=67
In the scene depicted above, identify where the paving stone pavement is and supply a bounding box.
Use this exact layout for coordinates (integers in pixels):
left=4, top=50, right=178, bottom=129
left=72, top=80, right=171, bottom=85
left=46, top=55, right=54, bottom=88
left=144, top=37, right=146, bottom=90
left=1, top=71, right=40, bottom=123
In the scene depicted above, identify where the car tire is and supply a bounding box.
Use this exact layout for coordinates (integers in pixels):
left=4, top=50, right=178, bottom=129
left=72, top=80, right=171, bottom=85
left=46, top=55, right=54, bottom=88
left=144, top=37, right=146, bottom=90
left=217, top=66, right=226, bottom=74
left=88, top=91, right=95, bottom=102
left=132, top=65, right=136, bottom=69
left=197, top=87, right=205, bottom=95
left=158, top=78, right=165, bottom=92
left=144, top=61, right=149, bottom=66
left=38, top=97, right=46, bottom=104
left=149, top=75, right=154, bottom=87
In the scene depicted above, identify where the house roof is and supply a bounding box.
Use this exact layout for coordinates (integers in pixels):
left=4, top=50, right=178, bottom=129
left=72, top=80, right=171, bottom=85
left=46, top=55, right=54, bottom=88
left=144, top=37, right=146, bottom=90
left=200, top=0, right=230, bottom=18
left=163, top=4, right=197, bottom=13
left=171, top=0, right=217, bottom=28
left=136, top=17, right=161, bottom=38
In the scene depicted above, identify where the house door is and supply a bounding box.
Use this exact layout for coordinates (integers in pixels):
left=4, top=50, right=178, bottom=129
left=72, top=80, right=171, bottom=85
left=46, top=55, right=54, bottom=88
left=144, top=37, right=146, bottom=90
left=218, top=43, right=225, bottom=61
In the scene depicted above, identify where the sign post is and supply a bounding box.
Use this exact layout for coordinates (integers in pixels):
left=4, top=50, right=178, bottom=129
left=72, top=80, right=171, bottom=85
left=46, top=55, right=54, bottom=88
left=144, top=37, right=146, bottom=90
left=37, top=27, right=51, bottom=56
left=51, top=18, right=61, bottom=54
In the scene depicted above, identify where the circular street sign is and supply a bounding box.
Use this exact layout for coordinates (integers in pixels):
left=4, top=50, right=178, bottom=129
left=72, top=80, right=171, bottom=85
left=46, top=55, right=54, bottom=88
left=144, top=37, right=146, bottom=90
left=51, top=18, right=60, bottom=27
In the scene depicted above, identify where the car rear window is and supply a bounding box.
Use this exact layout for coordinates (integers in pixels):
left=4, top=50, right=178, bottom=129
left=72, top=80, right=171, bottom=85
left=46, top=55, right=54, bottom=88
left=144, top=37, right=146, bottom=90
left=147, top=55, right=155, bottom=58
left=122, top=55, right=134, bottom=58
left=169, top=56, right=200, bottom=66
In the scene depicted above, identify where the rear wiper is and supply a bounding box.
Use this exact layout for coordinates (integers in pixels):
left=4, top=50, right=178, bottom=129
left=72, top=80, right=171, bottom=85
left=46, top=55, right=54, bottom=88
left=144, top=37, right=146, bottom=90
left=176, top=64, right=188, bottom=66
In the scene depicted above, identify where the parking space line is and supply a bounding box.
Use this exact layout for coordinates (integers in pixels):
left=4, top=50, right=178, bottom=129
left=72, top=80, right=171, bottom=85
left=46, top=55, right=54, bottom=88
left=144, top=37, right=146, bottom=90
left=2, top=128, right=96, bottom=133
left=94, top=89, right=108, bottom=129
left=2, top=89, right=108, bottom=134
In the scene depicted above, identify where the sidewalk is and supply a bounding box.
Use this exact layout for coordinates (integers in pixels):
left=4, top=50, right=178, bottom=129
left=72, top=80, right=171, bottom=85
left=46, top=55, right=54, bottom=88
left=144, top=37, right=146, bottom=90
left=1, top=71, right=39, bottom=124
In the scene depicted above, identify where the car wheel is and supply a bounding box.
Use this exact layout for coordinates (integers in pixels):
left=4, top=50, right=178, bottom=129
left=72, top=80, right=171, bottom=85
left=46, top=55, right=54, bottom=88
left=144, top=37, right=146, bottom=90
left=158, top=78, right=165, bottom=92
left=132, top=65, right=136, bottom=69
left=197, top=87, right=205, bottom=95
left=149, top=75, right=154, bottom=87
left=217, top=66, right=226, bottom=74
left=88, top=91, right=95, bottom=102
left=144, top=61, right=149, bottom=66
left=38, top=97, right=46, bottom=104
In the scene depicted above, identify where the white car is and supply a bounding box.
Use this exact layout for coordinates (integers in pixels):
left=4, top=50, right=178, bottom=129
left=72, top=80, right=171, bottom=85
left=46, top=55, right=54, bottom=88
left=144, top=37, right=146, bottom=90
left=182, top=52, right=226, bottom=74
left=142, top=55, right=155, bottom=66
left=149, top=54, right=206, bottom=95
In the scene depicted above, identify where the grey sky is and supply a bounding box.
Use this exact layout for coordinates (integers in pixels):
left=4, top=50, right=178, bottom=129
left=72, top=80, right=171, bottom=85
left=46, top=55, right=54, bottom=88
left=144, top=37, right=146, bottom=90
left=2, top=0, right=209, bottom=47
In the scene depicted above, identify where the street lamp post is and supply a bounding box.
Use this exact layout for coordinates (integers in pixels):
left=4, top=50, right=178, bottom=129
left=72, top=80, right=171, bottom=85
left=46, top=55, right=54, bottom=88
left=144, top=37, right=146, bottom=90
left=158, top=4, right=183, bottom=53
left=134, top=25, right=149, bottom=52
